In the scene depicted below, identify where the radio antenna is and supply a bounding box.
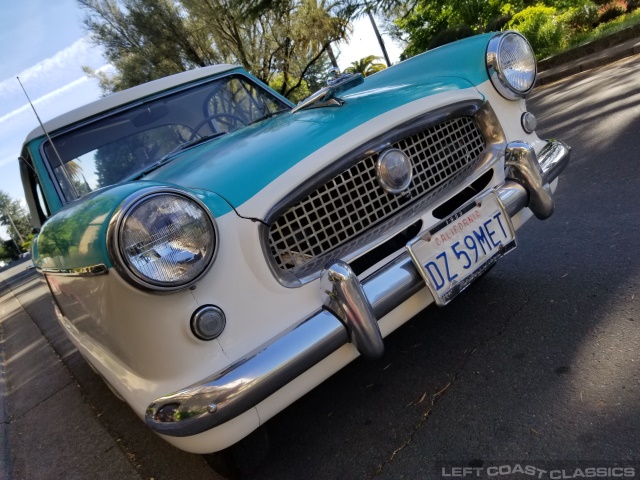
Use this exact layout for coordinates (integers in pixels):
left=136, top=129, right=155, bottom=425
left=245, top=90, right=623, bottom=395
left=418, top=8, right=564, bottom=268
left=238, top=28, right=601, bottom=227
left=17, top=76, right=78, bottom=199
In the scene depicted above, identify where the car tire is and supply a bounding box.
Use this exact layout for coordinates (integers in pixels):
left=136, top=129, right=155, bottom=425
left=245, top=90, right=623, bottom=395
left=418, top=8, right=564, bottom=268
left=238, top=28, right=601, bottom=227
left=203, top=425, right=270, bottom=479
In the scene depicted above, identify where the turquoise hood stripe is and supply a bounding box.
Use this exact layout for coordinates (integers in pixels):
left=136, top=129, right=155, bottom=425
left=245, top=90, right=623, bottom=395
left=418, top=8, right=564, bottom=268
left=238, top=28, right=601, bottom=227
left=145, top=34, right=494, bottom=211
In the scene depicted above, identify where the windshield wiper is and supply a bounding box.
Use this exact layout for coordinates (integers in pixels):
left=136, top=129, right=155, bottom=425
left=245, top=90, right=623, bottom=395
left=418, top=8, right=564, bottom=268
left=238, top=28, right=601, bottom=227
left=130, top=132, right=227, bottom=180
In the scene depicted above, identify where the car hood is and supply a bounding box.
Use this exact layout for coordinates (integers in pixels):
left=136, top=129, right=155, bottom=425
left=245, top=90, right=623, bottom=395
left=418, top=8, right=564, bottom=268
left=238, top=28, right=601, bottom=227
left=144, top=34, right=493, bottom=219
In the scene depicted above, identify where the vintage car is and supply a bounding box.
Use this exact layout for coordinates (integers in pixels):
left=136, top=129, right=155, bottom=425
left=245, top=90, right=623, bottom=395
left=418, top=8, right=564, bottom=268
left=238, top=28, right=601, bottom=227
left=20, top=31, right=569, bottom=456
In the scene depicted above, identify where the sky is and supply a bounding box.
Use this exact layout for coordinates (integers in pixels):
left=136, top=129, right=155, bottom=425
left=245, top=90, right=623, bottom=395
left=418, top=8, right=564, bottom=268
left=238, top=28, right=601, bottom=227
left=0, top=1, right=404, bottom=227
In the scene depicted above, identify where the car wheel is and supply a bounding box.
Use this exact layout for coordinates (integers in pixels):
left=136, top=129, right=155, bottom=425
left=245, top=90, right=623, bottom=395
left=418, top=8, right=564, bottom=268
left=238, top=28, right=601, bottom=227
left=202, top=425, right=270, bottom=479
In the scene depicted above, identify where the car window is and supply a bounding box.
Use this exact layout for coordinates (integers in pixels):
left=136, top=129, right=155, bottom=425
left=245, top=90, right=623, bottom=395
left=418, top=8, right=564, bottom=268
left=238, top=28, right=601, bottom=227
left=52, top=124, right=193, bottom=199
left=43, top=74, right=289, bottom=202
left=205, top=77, right=283, bottom=132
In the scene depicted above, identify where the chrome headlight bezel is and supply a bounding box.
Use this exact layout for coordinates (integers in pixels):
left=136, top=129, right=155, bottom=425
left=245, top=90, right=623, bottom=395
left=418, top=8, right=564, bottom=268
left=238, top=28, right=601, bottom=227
left=486, top=31, right=537, bottom=100
left=107, top=187, right=218, bottom=293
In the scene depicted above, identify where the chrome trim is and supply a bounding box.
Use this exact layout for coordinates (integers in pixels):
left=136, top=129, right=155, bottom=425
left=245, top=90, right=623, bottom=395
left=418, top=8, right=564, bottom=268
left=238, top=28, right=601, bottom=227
left=538, top=139, right=571, bottom=185
left=106, top=187, right=219, bottom=293
left=145, top=138, right=570, bottom=438
left=486, top=31, right=537, bottom=101
left=261, top=100, right=507, bottom=288
left=320, top=261, right=384, bottom=359
left=291, top=72, right=363, bottom=113
left=145, top=252, right=421, bottom=437
left=505, top=141, right=555, bottom=219
left=496, top=182, right=528, bottom=218
left=264, top=101, right=494, bottom=225
left=375, top=148, right=413, bottom=194
left=146, top=310, right=349, bottom=437
left=40, top=264, right=109, bottom=277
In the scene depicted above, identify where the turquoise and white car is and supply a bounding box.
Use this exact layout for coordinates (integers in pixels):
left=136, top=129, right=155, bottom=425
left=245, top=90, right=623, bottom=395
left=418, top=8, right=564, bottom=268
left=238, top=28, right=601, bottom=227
left=20, top=31, right=569, bottom=454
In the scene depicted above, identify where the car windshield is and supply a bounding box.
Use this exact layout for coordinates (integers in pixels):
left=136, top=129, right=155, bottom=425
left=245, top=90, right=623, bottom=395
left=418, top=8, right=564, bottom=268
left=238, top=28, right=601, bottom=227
left=43, top=74, right=290, bottom=201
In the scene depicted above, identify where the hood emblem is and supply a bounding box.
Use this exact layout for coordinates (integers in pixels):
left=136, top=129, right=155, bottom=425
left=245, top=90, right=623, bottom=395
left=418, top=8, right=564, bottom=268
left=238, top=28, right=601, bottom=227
left=376, top=148, right=413, bottom=195
left=291, top=71, right=364, bottom=113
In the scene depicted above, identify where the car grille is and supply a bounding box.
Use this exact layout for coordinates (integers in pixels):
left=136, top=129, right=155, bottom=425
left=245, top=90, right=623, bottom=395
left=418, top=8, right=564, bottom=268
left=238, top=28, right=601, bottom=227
left=267, top=115, right=486, bottom=280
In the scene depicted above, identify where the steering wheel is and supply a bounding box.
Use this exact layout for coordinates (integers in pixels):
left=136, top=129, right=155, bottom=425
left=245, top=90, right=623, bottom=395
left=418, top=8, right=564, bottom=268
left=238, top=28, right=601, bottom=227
left=189, top=113, right=247, bottom=140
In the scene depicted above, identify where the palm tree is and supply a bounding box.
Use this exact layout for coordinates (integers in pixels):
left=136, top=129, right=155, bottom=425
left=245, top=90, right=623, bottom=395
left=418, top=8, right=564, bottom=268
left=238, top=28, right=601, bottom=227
left=338, top=0, right=397, bottom=66
left=344, top=55, right=386, bottom=76
left=364, top=2, right=391, bottom=66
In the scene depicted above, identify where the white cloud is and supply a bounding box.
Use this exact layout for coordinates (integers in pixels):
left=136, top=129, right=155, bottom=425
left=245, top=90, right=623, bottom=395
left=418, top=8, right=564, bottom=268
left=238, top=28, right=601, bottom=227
left=3, top=37, right=92, bottom=84
left=0, top=36, right=105, bottom=116
left=0, top=75, right=104, bottom=167
left=0, top=35, right=108, bottom=207
left=0, top=76, right=89, bottom=125
left=0, top=64, right=112, bottom=126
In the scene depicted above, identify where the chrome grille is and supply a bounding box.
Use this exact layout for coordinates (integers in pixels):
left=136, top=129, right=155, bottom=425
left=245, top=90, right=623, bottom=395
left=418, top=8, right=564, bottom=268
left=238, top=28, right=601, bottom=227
left=268, top=116, right=486, bottom=278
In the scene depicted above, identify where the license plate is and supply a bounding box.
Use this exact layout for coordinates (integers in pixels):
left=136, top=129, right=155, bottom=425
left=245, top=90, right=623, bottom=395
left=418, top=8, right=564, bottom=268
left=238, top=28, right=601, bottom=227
left=406, top=191, right=516, bottom=306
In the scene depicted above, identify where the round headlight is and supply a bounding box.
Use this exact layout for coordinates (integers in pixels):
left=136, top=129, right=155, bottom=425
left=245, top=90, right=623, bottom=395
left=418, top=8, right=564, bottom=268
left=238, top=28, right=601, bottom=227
left=486, top=31, right=537, bottom=100
left=109, top=189, right=217, bottom=292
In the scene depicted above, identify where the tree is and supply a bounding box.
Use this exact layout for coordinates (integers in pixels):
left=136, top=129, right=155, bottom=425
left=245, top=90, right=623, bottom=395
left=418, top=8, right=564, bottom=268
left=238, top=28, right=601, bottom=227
left=0, top=192, right=31, bottom=251
left=334, top=0, right=414, bottom=65
left=392, top=0, right=525, bottom=58
left=0, top=240, right=20, bottom=261
left=80, top=0, right=352, bottom=100
left=79, top=0, right=223, bottom=92
left=344, top=55, right=386, bottom=75
left=182, top=0, right=350, bottom=98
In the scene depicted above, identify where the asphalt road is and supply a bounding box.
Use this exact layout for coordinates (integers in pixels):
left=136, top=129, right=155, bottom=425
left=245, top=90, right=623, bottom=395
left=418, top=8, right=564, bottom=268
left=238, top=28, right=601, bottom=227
left=1, top=55, right=639, bottom=480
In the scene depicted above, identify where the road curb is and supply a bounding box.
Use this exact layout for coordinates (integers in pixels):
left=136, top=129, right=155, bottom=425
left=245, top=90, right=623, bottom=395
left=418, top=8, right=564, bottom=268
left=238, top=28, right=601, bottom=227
left=538, top=23, right=640, bottom=72
left=535, top=23, right=640, bottom=87
left=537, top=40, right=640, bottom=86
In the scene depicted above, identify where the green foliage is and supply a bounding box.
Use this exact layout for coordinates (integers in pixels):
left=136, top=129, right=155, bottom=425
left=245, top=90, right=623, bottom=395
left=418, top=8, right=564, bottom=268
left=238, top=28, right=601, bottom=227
left=1, top=240, right=20, bottom=261
left=21, top=233, right=35, bottom=253
left=269, top=74, right=311, bottom=103
left=395, top=0, right=524, bottom=59
left=547, top=0, right=597, bottom=9
left=507, top=6, right=566, bottom=59
left=427, top=25, right=475, bottom=49
left=80, top=0, right=350, bottom=102
left=559, top=1, right=599, bottom=32
left=396, top=0, right=465, bottom=59
left=0, top=244, right=9, bottom=261
left=0, top=191, right=31, bottom=251
left=580, top=5, right=640, bottom=35
left=301, top=54, right=332, bottom=93
left=79, top=0, right=219, bottom=91
left=344, top=55, right=387, bottom=76
left=393, top=0, right=640, bottom=61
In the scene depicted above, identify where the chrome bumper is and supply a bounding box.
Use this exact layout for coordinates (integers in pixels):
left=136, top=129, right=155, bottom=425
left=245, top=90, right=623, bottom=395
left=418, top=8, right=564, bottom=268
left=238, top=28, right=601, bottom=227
left=145, top=139, right=570, bottom=437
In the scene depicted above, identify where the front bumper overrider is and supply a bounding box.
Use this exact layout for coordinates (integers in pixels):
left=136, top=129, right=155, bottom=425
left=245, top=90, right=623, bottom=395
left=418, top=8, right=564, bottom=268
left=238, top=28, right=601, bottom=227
left=145, top=139, right=570, bottom=438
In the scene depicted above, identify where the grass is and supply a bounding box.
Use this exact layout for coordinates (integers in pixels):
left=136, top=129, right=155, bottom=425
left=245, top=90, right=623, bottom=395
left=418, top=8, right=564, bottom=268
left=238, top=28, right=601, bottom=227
left=568, top=8, right=640, bottom=48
